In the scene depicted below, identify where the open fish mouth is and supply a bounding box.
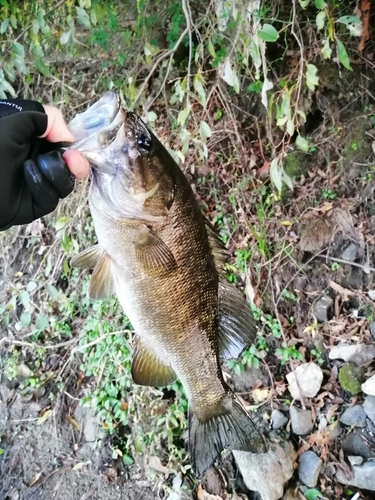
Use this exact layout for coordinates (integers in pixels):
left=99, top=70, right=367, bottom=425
left=66, top=91, right=124, bottom=153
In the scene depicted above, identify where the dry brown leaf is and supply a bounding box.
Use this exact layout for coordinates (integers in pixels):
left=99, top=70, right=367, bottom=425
left=28, top=471, right=42, bottom=487
left=329, top=280, right=356, bottom=302
left=252, top=387, right=269, bottom=402
left=196, top=484, right=224, bottom=500
left=148, top=456, right=171, bottom=475
left=36, top=409, right=53, bottom=425
left=357, top=0, right=371, bottom=51
left=326, top=403, right=339, bottom=422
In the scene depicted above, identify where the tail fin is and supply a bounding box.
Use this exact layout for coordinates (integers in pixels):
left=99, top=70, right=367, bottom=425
left=189, top=390, right=267, bottom=476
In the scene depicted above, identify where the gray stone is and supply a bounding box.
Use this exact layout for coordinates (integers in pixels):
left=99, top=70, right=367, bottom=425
left=362, top=375, right=375, bottom=396
left=340, top=243, right=358, bottom=262
left=369, top=321, right=375, bottom=341
left=298, top=451, right=323, bottom=487
left=368, top=290, right=375, bottom=301
left=290, top=406, right=314, bottom=435
left=348, top=456, right=363, bottom=466
left=336, top=461, right=375, bottom=491
left=286, top=362, right=323, bottom=400
left=312, top=295, right=333, bottom=323
left=339, top=406, right=367, bottom=427
left=342, top=429, right=375, bottom=459
left=233, top=439, right=295, bottom=500
left=329, top=342, right=375, bottom=365
left=271, top=410, right=288, bottom=430
left=363, top=396, right=375, bottom=425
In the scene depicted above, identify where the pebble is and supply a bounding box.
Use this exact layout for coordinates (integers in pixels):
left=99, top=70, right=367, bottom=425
left=340, top=243, right=358, bottom=262
left=339, top=405, right=367, bottom=427
left=298, top=451, right=323, bottom=487
left=363, top=395, right=375, bottom=425
left=329, top=342, right=375, bottom=365
left=233, top=438, right=295, bottom=500
left=342, top=429, right=375, bottom=459
left=312, top=295, right=333, bottom=323
left=271, top=410, right=288, bottom=430
left=369, top=321, right=375, bottom=341
left=286, top=362, right=323, bottom=400
left=336, top=461, right=375, bottom=491
left=290, top=406, right=313, bottom=435
left=348, top=456, right=364, bottom=466
left=362, top=375, right=375, bottom=396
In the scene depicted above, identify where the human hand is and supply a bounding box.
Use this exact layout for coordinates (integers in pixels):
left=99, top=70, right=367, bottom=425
left=0, top=98, right=89, bottom=230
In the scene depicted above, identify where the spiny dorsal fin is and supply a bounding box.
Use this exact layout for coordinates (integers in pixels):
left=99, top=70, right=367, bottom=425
left=88, top=252, right=116, bottom=300
left=134, top=228, right=177, bottom=277
left=71, top=245, right=104, bottom=269
left=204, top=217, right=228, bottom=273
left=217, top=278, right=258, bottom=359
left=131, top=336, right=177, bottom=387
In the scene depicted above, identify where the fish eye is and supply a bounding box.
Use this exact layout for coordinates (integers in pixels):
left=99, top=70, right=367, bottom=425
left=137, top=133, right=152, bottom=151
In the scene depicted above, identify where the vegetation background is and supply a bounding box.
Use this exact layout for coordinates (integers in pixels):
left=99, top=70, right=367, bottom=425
left=0, top=1, right=374, bottom=499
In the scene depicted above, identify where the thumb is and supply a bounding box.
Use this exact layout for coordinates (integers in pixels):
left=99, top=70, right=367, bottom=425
left=40, top=105, right=76, bottom=143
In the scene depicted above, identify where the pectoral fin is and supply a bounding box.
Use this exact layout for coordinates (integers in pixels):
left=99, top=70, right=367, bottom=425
left=217, top=279, right=258, bottom=359
left=135, top=228, right=177, bottom=276
left=132, top=336, right=177, bottom=387
left=88, top=252, right=116, bottom=300
left=71, top=245, right=104, bottom=269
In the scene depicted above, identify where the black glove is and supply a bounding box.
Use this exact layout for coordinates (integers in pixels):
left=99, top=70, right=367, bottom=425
left=0, top=99, right=75, bottom=230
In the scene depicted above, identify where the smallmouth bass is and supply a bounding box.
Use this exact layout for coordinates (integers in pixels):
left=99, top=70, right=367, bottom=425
left=69, top=92, right=267, bottom=475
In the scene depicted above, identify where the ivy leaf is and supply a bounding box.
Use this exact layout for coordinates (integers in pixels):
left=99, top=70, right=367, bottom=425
left=336, top=38, right=352, bottom=70
left=295, top=135, right=309, bottom=152
left=257, top=24, right=279, bottom=42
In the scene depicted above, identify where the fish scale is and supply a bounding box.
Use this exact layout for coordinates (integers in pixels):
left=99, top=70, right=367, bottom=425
left=69, top=91, right=267, bottom=475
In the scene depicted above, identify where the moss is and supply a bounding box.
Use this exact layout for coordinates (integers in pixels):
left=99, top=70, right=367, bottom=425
left=341, top=119, right=372, bottom=167
left=283, top=152, right=310, bottom=180
left=338, top=363, right=364, bottom=395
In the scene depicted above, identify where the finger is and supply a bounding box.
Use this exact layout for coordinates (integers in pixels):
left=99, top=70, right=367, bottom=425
left=23, top=159, right=60, bottom=213
left=62, top=149, right=90, bottom=179
left=41, top=105, right=76, bottom=143
left=36, top=151, right=75, bottom=198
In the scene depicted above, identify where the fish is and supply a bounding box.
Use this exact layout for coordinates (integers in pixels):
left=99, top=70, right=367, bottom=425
left=68, top=91, right=267, bottom=475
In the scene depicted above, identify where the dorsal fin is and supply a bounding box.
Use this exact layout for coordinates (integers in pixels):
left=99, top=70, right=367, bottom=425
left=131, top=336, right=177, bottom=387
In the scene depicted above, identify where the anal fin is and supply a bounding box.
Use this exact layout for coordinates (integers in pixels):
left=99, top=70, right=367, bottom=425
left=218, top=279, right=258, bottom=359
left=131, top=336, right=177, bottom=387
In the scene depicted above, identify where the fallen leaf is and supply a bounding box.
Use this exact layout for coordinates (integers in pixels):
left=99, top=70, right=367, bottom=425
left=252, top=387, right=269, bottom=402
left=28, top=471, right=42, bottom=487
left=357, top=0, right=371, bottom=51
left=36, top=409, right=53, bottom=425
left=66, top=415, right=80, bottom=431
left=329, top=280, right=356, bottom=302
left=148, top=456, right=171, bottom=475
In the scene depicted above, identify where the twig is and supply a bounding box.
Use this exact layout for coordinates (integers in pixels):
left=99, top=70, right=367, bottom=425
left=0, top=337, right=77, bottom=349
left=316, top=254, right=375, bottom=273
left=131, top=27, right=189, bottom=110
left=182, top=0, right=193, bottom=107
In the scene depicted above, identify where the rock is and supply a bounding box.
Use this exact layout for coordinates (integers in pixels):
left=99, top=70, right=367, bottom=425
left=336, top=461, right=375, bottom=491
left=312, top=295, right=333, bottom=323
left=348, top=456, right=363, bottom=466
left=298, top=451, right=323, bottom=487
left=233, top=437, right=295, bottom=500
left=271, top=410, right=288, bottom=430
left=167, top=473, right=193, bottom=500
left=339, top=406, right=367, bottom=427
left=362, top=375, right=375, bottom=396
left=363, top=396, right=375, bottom=425
left=329, top=342, right=375, bottom=365
left=342, top=429, right=375, bottom=459
left=286, top=362, right=323, bottom=400
left=16, top=363, right=34, bottom=379
left=368, top=290, right=375, bottom=301
left=340, top=243, right=358, bottom=262
left=369, top=321, right=375, bottom=341
left=341, top=267, right=363, bottom=290
left=290, top=406, right=313, bottom=435
left=338, top=363, right=364, bottom=395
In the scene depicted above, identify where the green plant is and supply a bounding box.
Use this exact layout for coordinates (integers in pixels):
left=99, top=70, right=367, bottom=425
left=331, top=261, right=341, bottom=271
left=275, top=343, right=303, bottom=364
left=321, top=188, right=337, bottom=200
left=227, top=344, right=260, bottom=374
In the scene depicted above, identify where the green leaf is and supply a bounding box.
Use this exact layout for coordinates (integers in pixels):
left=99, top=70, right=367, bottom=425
left=304, top=489, right=323, bottom=500
left=20, top=312, right=31, bottom=327
left=314, top=0, right=326, bottom=8
left=193, top=75, right=206, bottom=106
left=321, top=38, right=332, bottom=59
left=46, top=283, right=60, bottom=301
left=295, top=135, right=309, bottom=151
left=35, top=59, right=51, bottom=77
left=270, top=158, right=282, bottom=191
left=27, top=281, right=37, bottom=292
left=199, top=121, right=211, bottom=142
left=316, top=11, right=326, bottom=30
left=336, top=16, right=361, bottom=27
left=36, top=315, right=49, bottom=331
left=336, top=38, right=352, bottom=70
left=299, top=0, right=310, bottom=7
left=20, top=291, right=30, bottom=308
left=12, top=42, right=24, bottom=57
left=257, top=24, right=279, bottom=42
left=177, top=106, right=190, bottom=126
left=0, top=18, right=9, bottom=34
left=75, top=7, right=91, bottom=29
left=306, top=64, right=319, bottom=91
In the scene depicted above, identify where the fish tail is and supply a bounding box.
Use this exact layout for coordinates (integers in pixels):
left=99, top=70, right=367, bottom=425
left=188, top=389, right=267, bottom=476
